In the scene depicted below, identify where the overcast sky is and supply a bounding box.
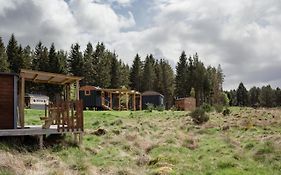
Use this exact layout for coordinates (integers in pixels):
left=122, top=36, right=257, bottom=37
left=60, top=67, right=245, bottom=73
left=0, top=0, right=281, bottom=90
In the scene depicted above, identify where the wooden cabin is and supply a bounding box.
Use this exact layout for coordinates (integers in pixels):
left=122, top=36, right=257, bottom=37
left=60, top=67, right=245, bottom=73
left=25, top=94, right=49, bottom=110
left=80, top=85, right=142, bottom=111
left=141, top=91, right=164, bottom=109
left=0, top=69, right=84, bottom=148
left=175, top=97, right=196, bottom=111
left=0, top=73, right=18, bottom=129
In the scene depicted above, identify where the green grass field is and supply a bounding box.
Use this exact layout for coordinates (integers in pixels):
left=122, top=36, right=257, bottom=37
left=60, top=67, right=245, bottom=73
left=0, top=108, right=281, bottom=175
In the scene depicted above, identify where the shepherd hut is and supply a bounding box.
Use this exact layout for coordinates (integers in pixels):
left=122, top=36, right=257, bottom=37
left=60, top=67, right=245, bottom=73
left=141, top=91, right=164, bottom=109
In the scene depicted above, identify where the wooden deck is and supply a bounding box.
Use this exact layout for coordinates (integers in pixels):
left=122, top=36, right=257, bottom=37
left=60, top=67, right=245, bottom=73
left=0, top=125, right=82, bottom=137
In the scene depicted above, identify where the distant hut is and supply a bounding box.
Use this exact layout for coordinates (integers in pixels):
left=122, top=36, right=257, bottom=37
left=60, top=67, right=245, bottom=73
left=175, top=97, right=196, bottom=111
left=79, top=86, right=103, bottom=110
left=142, top=91, right=164, bottom=109
left=25, top=94, right=49, bottom=110
left=0, top=73, right=18, bottom=129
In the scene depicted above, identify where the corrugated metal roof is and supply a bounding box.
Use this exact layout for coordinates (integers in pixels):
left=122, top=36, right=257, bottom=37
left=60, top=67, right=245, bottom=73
left=25, top=93, right=49, bottom=99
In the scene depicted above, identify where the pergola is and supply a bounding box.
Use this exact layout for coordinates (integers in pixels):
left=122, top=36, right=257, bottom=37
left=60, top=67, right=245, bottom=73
left=19, top=69, right=83, bottom=128
left=102, top=88, right=142, bottom=111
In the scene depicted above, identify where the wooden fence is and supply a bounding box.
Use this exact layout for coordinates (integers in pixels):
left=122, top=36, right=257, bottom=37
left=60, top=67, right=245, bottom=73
left=46, top=100, right=84, bottom=132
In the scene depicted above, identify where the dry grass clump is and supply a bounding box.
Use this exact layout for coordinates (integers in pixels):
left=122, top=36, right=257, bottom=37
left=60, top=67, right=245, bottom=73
left=0, top=150, right=79, bottom=175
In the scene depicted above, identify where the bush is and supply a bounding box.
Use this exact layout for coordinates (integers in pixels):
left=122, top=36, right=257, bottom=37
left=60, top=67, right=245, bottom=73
left=146, top=103, right=154, bottom=112
left=201, top=103, right=213, bottom=113
left=223, top=108, right=231, bottom=116
left=156, top=105, right=165, bottom=111
left=214, top=104, right=223, bottom=113
left=190, top=108, right=209, bottom=125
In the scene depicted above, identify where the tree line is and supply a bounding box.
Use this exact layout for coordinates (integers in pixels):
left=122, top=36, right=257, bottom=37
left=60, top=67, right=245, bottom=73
left=227, top=82, right=281, bottom=108
left=0, top=34, right=224, bottom=108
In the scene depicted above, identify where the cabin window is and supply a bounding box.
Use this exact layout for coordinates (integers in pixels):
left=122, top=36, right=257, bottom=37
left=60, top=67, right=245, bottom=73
left=85, top=90, right=91, bottom=96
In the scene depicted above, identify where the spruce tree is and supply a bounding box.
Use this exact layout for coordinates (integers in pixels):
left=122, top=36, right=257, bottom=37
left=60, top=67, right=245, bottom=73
left=259, top=85, right=274, bottom=107
left=33, top=41, right=44, bottom=70
left=69, top=43, right=84, bottom=76
left=6, top=34, right=20, bottom=73
left=83, top=42, right=95, bottom=85
left=129, top=54, right=142, bottom=91
left=0, top=37, right=10, bottom=72
left=110, top=53, right=121, bottom=88
left=175, top=51, right=188, bottom=98
left=141, top=54, right=156, bottom=91
left=120, top=62, right=130, bottom=87
left=236, top=82, right=248, bottom=106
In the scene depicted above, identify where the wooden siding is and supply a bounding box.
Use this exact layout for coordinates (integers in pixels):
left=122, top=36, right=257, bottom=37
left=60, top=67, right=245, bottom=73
left=0, top=75, right=15, bottom=129
left=175, top=97, right=196, bottom=111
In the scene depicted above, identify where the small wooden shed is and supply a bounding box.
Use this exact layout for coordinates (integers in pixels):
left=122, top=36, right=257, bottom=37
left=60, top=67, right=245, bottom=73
left=0, top=73, right=18, bottom=129
left=175, top=97, right=196, bottom=111
left=142, top=91, right=164, bottom=109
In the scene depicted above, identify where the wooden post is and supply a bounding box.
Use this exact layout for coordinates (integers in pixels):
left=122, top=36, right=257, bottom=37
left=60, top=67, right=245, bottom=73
left=110, top=92, right=113, bottom=109
left=126, top=93, right=129, bottom=110
left=38, top=135, right=43, bottom=149
left=19, top=77, right=25, bottom=128
left=79, top=133, right=83, bottom=145
left=139, top=95, right=142, bottom=110
left=133, top=94, right=136, bottom=111
left=118, top=93, right=121, bottom=111
left=76, top=80, right=80, bottom=100
left=66, top=84, right=70, bottom=101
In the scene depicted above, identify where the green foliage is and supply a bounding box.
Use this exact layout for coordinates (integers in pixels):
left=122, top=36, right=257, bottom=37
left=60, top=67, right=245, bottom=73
left=214, top=104, right=224, bottom=113
left=190, top=87, right=195, bottom=98
left=236, top=82, right=248, bottom=106
left=130, top=54, right=142, bottom=91
left=190, top=107, right=209, bottom=124
left=259, top=85, right=274, bottom=107
left=156, top=105, right=165, bottom=111
left=69, top=43, right=84, bottom=76
left=201, top=103, right=213, bottom=113
left=146, top=103, right=155, bottom=112
left=142, top=54, right=156, bottom=91
left=222, top=108, right=231, bottom=116
left=0, top=37, right=10, bottom=72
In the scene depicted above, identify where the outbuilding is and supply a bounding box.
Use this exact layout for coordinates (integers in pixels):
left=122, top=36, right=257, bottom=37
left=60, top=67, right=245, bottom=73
left=175, top=97, right=196, bottom=111
left=141, top=91, right=164, bottom=109
left=0, top=72, right=18, bottom=129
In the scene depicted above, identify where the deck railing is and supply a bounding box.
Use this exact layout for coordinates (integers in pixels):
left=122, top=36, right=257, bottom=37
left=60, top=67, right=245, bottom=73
left=46, top=100, right=83, bottom=132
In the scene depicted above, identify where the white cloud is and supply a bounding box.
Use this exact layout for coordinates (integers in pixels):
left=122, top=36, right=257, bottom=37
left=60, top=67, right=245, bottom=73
left=0, top=0, right=281, bottom=90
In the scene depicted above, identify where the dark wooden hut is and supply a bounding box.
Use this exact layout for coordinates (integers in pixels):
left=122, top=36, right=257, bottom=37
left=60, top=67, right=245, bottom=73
left=0, top=73, right=19, bottom=129
left=141, top=91, right=164, bottom=109
left=80, top=86, right=142, bottom=110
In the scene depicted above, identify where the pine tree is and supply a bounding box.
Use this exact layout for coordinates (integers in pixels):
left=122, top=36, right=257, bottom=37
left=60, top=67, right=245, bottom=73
left=129, top=54, right=142, bottom=91
left=141, top=54, right=156, bottom=91
left=120, top=62, right=130, bottom=87
left=259, top=85, right=274, bottom=107
left=6, top=34, right=20, bottom=73
left=38, top=47, right=49, bottom=72
left=236, top=82, right=248, bottom=106
left=248, top=86, right=260, bottom=107
left=175, top=51, right=188, bottom=98
left=22, top=45, right=32, bottom=69
left=110, top=52, right=121, bottom=88
left=83, top=42, right=95, bottom=85
left=69, top=43, right=84, bottom=76
left=159, top=59, right=174, bottom=109
left=33, top=41, right=44, bottom=70
left=0, top=37, right=10, bottom=72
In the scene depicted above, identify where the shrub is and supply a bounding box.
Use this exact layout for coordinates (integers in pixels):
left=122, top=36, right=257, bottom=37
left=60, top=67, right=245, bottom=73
left=190, top=108, right=209, bottom=125
left=156, top=105, right=165, bottom=111
left=222, top=108, right=231, bottom=116
left=214, top=104, right=223, bottom=113
left=146, top=103, right=154, bottom=112
left=201, top=103, right=213, bottom=113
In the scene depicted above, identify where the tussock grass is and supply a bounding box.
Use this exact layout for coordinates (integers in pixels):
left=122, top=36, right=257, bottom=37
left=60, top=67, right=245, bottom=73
left=1, top=108, right=281, bottom=174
